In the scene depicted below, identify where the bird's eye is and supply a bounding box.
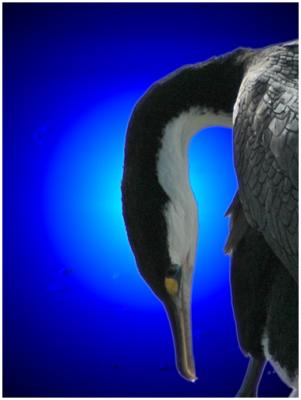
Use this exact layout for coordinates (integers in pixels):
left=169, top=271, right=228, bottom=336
left=166, top=264, right=181, bottom=278
left=165, top=264, right=181, bottom=296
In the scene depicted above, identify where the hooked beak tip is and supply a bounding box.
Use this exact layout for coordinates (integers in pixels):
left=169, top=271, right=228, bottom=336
left=177, top=365, right=197, bottom=383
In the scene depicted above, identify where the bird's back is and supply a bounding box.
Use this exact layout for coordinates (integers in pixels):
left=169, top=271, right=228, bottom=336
left=233, top=41, right=298, bottom=281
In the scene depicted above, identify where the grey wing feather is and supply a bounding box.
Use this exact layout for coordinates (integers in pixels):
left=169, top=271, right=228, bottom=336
left=224, top=192, right=250, bottom=254
left=234, top=44, right=298, bottom=282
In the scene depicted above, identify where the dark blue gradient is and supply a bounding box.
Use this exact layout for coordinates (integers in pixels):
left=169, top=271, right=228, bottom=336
left=4, top=3, right=298, bottom=397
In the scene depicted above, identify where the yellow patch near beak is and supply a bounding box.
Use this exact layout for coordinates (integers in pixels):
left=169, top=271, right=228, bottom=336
left=164, top=277, right=179, bottom=296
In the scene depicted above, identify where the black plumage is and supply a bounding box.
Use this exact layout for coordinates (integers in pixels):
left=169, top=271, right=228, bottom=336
left=228, top=195, right=298, bottom=394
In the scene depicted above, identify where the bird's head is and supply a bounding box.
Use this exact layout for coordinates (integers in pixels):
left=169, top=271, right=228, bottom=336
left=122, top=185, right=197, bottom=382
left=122, top=79, right=199, bottom=382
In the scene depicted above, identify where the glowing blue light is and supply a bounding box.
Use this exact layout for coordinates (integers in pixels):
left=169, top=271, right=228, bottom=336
left=45, top=93, right=157, bottom=308
left=189, top=127, right=237, bottom=300
left=45, top=95, right=237, bottom=307
left=6, top=3, right=296, bottom=396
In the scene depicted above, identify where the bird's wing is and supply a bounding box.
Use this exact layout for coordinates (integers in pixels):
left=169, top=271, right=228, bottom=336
left=234, top=48, right=298, bottom=282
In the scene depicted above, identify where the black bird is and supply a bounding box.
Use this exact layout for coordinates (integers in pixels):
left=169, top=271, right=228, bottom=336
left=121, top=41, right=298, bottom=397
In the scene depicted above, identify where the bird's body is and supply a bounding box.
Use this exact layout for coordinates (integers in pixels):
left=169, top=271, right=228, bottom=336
left=233, top=42, right=298, bottom=280
left=122, top=41, right=298, bottom=396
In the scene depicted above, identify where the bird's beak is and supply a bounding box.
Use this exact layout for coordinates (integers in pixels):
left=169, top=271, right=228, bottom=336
left=164, top=283, right=197, bottom=382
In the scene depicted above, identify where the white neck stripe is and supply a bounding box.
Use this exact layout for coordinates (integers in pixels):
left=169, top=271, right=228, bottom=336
left=156, top=106, right=232, bottom=267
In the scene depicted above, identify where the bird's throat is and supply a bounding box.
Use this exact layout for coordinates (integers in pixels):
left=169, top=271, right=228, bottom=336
left=156, top=106, right=232, bottom=267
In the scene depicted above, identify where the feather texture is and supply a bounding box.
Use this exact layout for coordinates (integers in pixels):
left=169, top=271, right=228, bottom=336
left=234, top=42, right=298, bottom=282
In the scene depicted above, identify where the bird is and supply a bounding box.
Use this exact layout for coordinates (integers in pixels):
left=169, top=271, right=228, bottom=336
left=121, top=41, right=298, bottom=397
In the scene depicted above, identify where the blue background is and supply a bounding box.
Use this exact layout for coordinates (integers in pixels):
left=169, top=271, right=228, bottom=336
left=3, top=3, right=298, bottom=397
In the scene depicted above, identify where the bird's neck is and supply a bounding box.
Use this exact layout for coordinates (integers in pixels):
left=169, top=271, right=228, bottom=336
left=123, top=47, right=250, bottom=268
left=156, top=106, right=232, bottom=267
